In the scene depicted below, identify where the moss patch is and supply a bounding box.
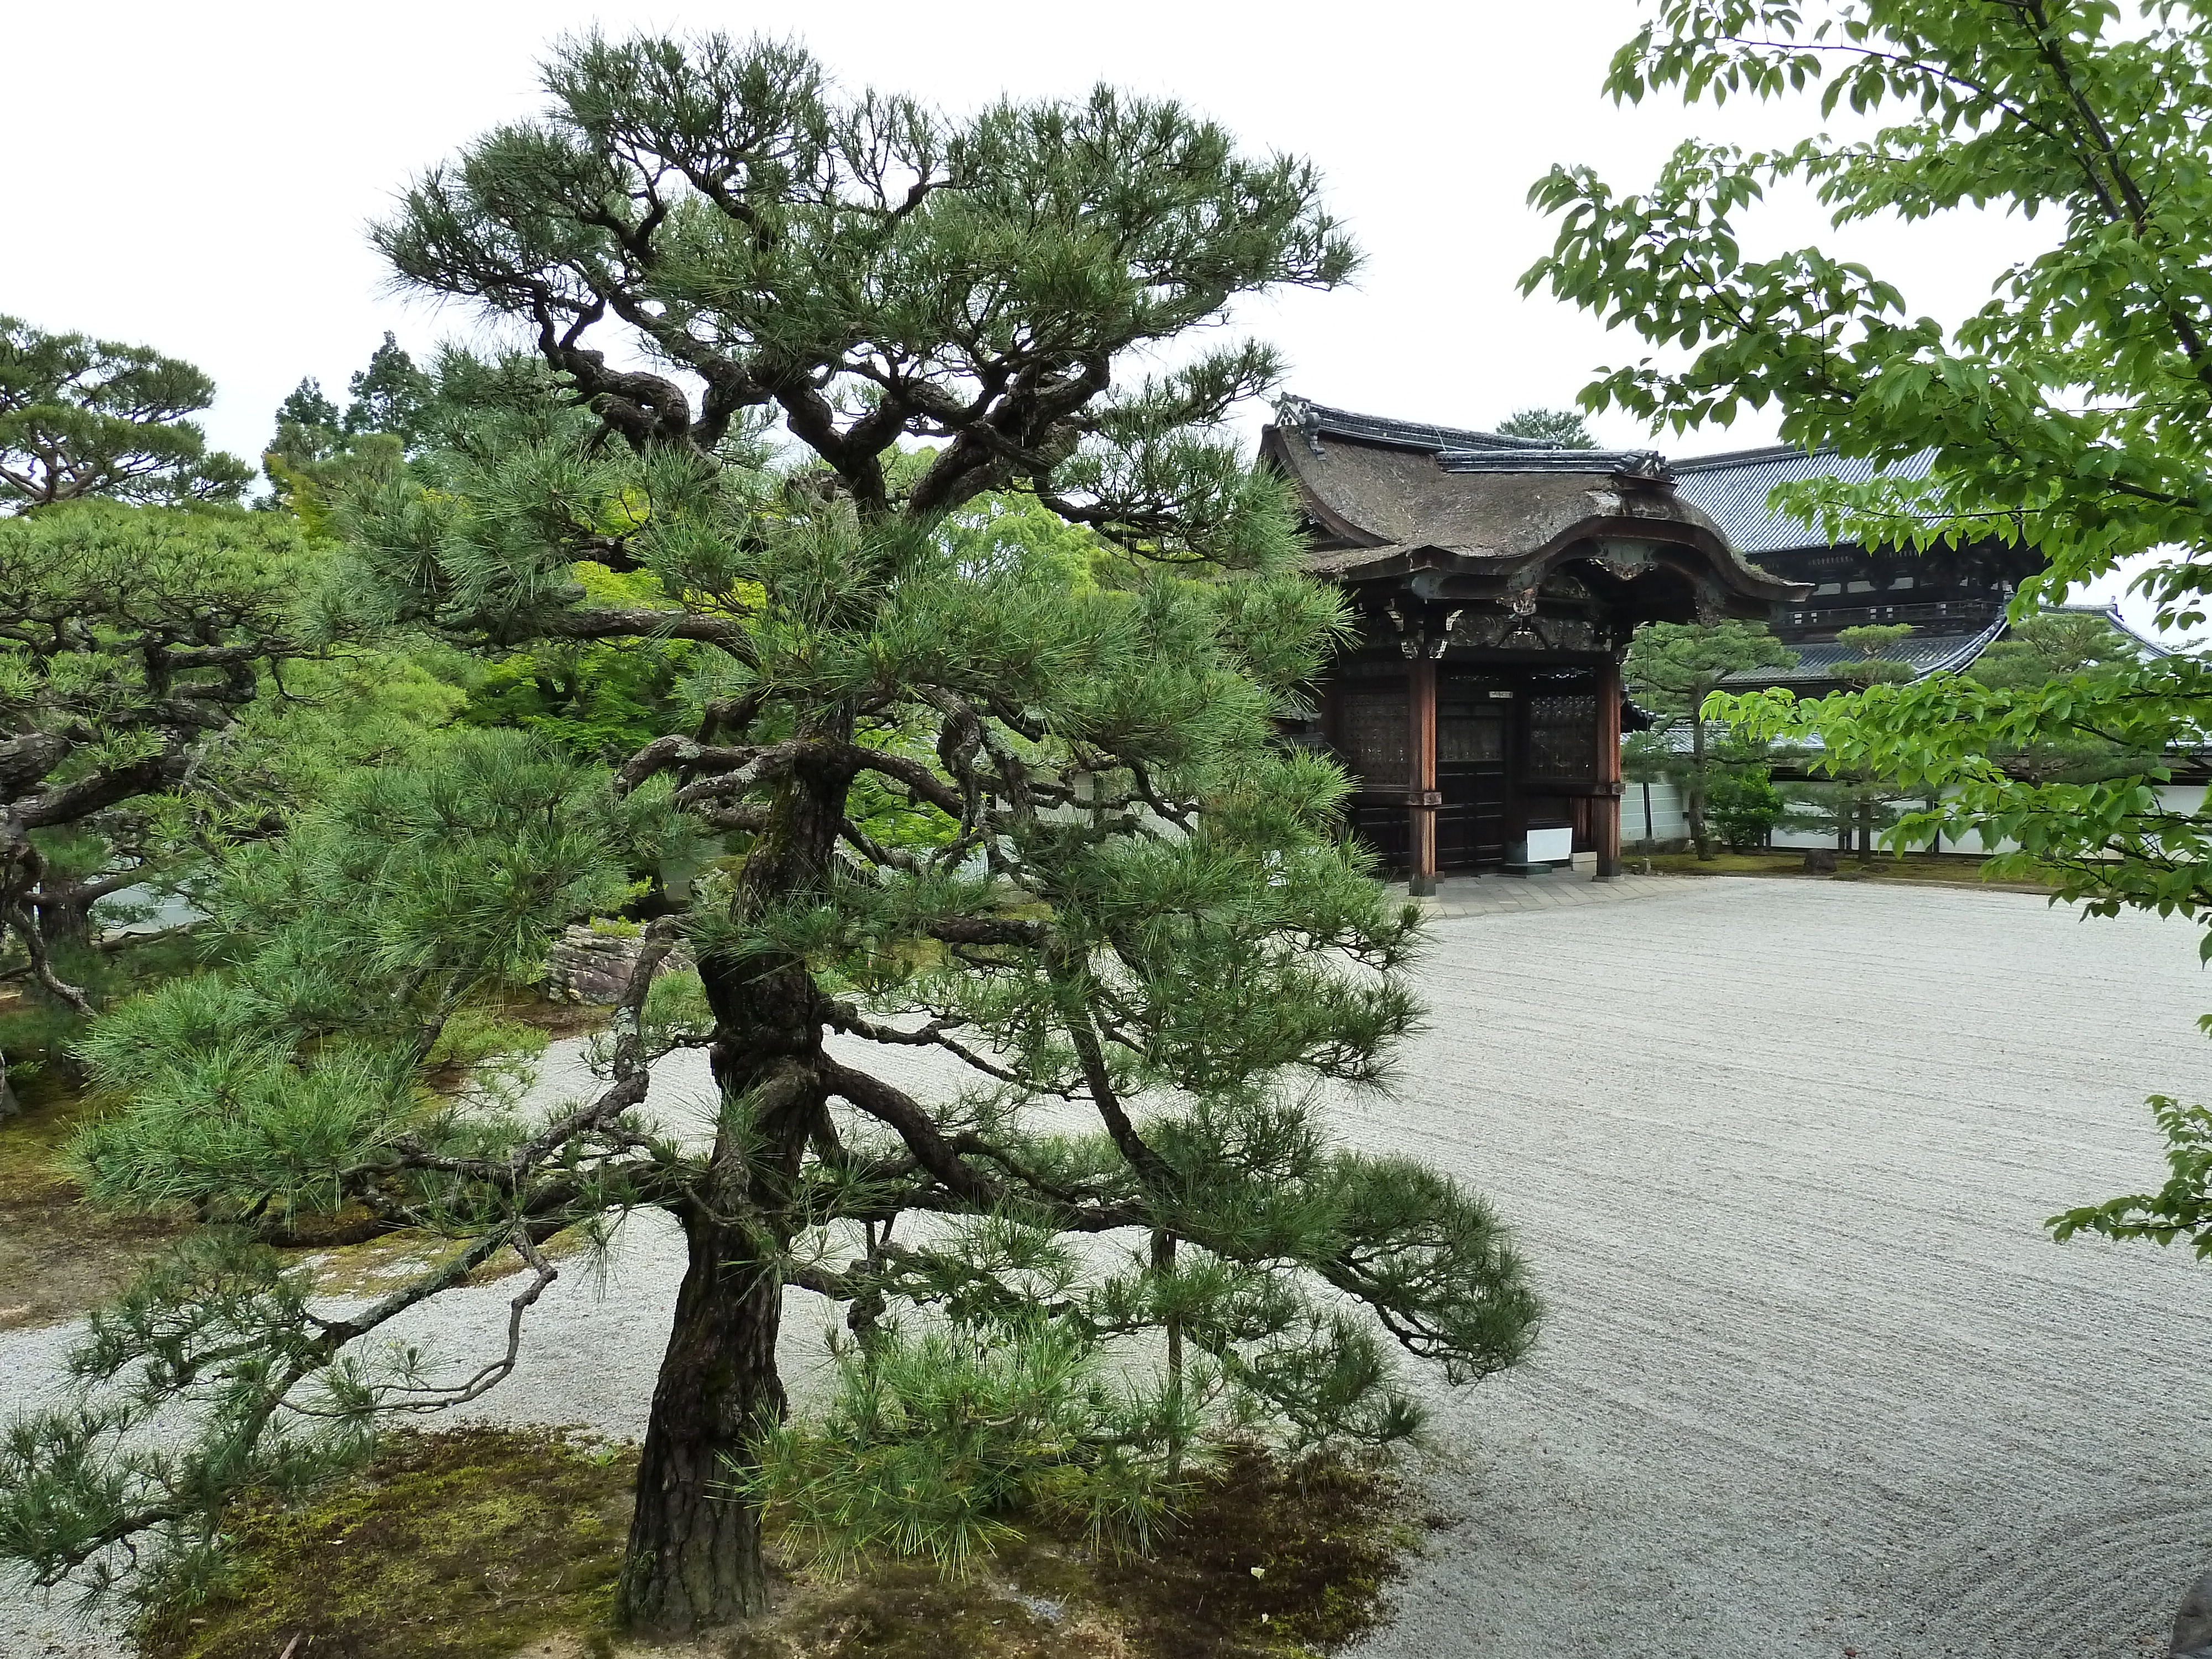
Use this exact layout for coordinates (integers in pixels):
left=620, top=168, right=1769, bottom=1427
left=145, top=1434, right=1411, bottom=1659
left=140, top=1427, right=634, bottom=1659
left=713, top=1567, right=1132, bottom=1658
left=0, top=1075, right=183, bottom=1331
left=483, top=992, right=615, bottom=1042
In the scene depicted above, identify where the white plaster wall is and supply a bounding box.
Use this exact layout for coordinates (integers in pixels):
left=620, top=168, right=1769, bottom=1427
left=1616, top=755, right=2210, bottom=857
left=1621, top=774, right=1688, bottom=847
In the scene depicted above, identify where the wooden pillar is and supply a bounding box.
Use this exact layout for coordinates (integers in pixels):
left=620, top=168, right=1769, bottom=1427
left=1406, top=658, right=1440, bottom=896
left=1593, top=657, right=1623, bottom=880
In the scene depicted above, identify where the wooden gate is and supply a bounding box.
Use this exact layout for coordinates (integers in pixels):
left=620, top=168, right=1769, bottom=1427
left=1436, top=673, right=1509, bottom=868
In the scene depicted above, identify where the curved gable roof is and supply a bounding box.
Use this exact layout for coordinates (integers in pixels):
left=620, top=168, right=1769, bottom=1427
left=1264, top=398, right=1807, bottom=609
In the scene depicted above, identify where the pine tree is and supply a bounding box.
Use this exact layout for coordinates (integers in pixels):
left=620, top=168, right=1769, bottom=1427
left=0, top=318, right=252, bottom=510
left=0, top=503, right=392, bottom=1118
left=1623, top=621, right=1797, bottom=858
left=1, top=33, right=1541, bottom=1635
left=341, top=332, right=432, bottom=444
left=1495, top=407, right=1598, bottom=448
left=1953, top=613, right=2168, bottom=786
left=1791, top=626, right=1924, bottom=863
left=275, top=377, right=341, bottom=435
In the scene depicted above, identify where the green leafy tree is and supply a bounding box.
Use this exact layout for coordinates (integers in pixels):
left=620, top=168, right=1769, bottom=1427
left=1495, top=406, right=1598, bottom=447
left=1623, top=620, right=1796, bottom=857
left=0, top=33, right=1541, bottom=1638
left=262, top=338, right=437, bottom=525
left=263, top=378, right=351, bottom=516
left=1521, top=4, right=2212, bottom=1255
left=0, top=319, right=252, bottom=511
left=1949, top=609, right=2169, bottom=784
left=1706, top=754, right=1786, bottom=852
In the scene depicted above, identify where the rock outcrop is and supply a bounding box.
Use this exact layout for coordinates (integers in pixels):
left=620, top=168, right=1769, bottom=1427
left=542, top=925, right=693, bottom=1004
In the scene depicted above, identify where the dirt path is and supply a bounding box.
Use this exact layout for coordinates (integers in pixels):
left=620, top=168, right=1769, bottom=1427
left=5, top=878, right=2208, bottom=1657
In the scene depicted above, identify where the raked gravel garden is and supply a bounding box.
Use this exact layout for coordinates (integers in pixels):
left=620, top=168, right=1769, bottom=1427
left=6, top=874, right=2210, bottom=1659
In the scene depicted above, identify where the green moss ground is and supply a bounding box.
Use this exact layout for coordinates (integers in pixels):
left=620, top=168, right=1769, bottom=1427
left=139, top=1431, right=1413, bottom=1659
left=140, top=1428, right=633, bottom=1659
left=0, top=1072, right=184, bottom=1331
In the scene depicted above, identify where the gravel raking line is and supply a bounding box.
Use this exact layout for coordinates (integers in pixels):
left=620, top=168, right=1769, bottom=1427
left=6, top=877, right=2210, bottom=1657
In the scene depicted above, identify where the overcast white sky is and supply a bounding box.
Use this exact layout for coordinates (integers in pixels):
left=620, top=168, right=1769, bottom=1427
left=6, top=0, right=2157, bottom=621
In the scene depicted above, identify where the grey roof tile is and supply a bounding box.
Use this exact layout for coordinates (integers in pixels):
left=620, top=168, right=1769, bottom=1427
left=1438, top=447, right=1672, bottom=479
left=1276, top=397, right=1554, bottom=455
left=1670, top=445, right=1939, bottom=554
left=1729, top=620, right=2004, bottom=685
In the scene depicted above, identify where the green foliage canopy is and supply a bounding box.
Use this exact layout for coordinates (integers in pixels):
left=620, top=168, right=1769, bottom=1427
left=0, top=495, right=459, bottom=1108
left=342, top=332, right=433, bottom=445
left=0, top=505, right=309, bottom=980
left=1965, top=608, right=2148, bottom=692
left=262, top=336, right=434, bottom=527
left=1706, top=761, right=1786, bottom=852
left=1524, top=0, right=2212, bottom=919
left=0, top=318, right=252, bottom=511
left=1494, top=407, right=1599, bottom=447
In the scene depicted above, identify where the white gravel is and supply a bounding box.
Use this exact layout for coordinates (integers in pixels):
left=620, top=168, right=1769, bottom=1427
left=6, top=877, right=2210, bottom=1657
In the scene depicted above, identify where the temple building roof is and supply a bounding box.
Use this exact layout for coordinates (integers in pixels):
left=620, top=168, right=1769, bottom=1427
left=2052, top=599, right=2177, bottom=658
left=1669, top=445, right=1939, bottom=555
left=1714, top=602, right=2178, bottom=695
left=1724, top=614, right=2008, bottom=691
left=1263, top=398, right=1807, bottom=618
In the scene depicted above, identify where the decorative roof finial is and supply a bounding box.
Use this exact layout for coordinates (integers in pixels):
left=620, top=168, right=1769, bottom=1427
left=1275, top=395, right=1326, bottom=455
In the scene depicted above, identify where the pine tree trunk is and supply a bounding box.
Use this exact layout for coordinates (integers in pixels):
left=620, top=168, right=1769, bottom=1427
left=1153, top=1229, right=1185, bottom=1475
left=615, top=742, right=854, bottom=1635
left=1688, top=714, right=1713, bottom=860
left=34, top=890, right=92, bottom=951
left=617, top=1211, right=785, bottom=1630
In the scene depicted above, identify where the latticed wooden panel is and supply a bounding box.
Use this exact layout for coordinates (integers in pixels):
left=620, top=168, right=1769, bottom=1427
left=1525, top=693, right=1597, bottom=778
left=1338, top=687, right=1407, bottom=784
left=1438, top=710, right=1504, bottom=764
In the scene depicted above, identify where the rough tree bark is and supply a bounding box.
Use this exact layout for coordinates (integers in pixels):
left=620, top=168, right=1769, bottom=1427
left=617, top=740, right=854, bottom=1630
left=1688, top=692, right=1714, bottom=862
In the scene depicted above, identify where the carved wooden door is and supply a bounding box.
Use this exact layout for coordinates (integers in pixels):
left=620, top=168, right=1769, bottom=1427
left=1436, top=676, right=1509, bottom=867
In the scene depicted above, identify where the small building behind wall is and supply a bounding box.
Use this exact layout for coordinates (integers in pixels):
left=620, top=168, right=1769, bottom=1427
left=1264, top=400, right=1807, bottom=890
